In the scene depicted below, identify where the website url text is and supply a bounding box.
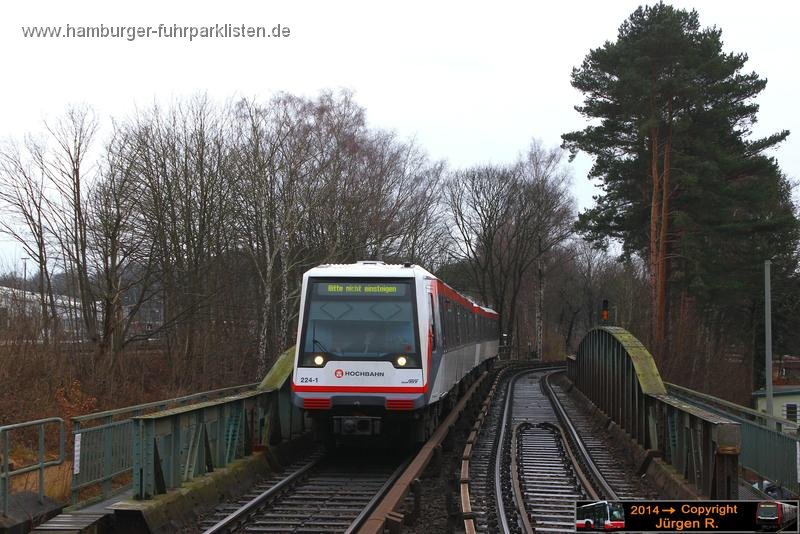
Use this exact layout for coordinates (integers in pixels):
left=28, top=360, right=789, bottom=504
left=21, top=23, right=291, bottom=42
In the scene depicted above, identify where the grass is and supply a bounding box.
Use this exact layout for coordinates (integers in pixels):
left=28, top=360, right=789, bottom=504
left=9, top=461, right=72, bottom=503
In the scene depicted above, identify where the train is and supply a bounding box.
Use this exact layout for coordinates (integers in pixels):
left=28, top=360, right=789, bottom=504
left=756, top=500, right=797, bottom=531
left=291, top=261, right=499, bottom=445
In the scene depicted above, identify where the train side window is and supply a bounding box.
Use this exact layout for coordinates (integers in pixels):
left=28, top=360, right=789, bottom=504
left=442, top=298, right=451, bottom=350
left=454, top=306, right=458, bottom=346
left=448, top=300, right=452, bottom=350
left=460, top=306, right=465, bottom=345
left=439, top=296, right=445, bottom=349
left=456, top=307, right=461, bottom=346
left=455, top=308, right=458, bottom=345
left=429, top=293, right=437, bottom=351
left=450, top=304, right=459, bottom=347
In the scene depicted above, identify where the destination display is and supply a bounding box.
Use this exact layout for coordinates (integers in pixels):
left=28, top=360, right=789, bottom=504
left=316, top=282, right=408, bottom=297
left=575, top=500, right=799, bottom=532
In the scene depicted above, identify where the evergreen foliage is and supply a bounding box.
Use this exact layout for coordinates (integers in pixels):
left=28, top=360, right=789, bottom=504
left=562, top=2, right=798, bottom=381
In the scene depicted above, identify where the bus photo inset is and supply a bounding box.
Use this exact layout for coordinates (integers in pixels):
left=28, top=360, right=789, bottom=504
left=576, top=500, right=625, bottom=531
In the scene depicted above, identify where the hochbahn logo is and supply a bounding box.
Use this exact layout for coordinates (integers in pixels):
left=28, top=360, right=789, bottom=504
left=334, top=369, right=384, bottom=378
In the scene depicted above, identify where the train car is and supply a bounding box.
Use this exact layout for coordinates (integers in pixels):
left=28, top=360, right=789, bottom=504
left=291, top=261, right=499, bottom=444
left=756, top=500, right=797, bottom=531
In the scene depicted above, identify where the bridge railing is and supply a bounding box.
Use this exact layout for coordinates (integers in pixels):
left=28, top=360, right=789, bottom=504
left=130, top=346, right=307, bottom=499
left=70, top=382, right=258, bottom=506
left=132, top=390, right=271, bottom=499
left=0, top=418, right=65, bottom=517
left=567, top=326, right=741, bottom=499
left=2, top=348, right=305, bottom=510
left=667, top=382, right=800, bottom=495
left=667, top=382, right=799, bottom=435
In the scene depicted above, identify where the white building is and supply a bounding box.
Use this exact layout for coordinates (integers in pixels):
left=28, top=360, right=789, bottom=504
left=0, top=285, right=93, bottom=339
left=753, top=386, right=800, bottom=426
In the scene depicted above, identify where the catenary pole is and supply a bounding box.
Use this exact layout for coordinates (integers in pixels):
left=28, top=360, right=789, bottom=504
left=765, top=260, right=774, bottom=428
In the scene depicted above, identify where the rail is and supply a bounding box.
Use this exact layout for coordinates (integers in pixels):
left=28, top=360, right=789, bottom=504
left=495, top=371, right=526, bottom=533
left=509, top=423, right=534, bottom=534
left=542, top=372, right=618, bottom=500
left=460, top=372, right=501, bottom=534
left=344, top=458, right=412, bottom=534
left=459, top=364, right=567, bottom=533
left=358, top=370, right=489, bottom=534
left=203, top=456, right=320, bottom=533
left=0, top=417, right=65, bottom=516
left=567, top=326, right=741, bottom=499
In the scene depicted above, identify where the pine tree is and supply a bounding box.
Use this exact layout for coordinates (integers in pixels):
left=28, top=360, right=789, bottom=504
left=562, top=3, right=794, bottom=363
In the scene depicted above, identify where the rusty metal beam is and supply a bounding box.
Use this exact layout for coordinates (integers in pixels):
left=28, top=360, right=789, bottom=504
left=357, top=371, right=488, bottom=534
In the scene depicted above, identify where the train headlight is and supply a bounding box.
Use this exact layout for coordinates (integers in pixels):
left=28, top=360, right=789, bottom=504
left=396, top=355, right=408, bottom=367
left=313, top=354, right=325, bottom=366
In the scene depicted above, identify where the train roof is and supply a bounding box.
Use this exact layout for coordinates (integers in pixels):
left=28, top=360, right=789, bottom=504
left=304, top=261, right=498, bottom=316
left=304, top=260, right=431, bottom=279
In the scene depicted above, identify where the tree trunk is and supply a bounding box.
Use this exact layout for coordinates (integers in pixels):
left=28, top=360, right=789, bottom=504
left=279, top=241, right=290, bottom=350
left=656, top=115, right=672, bottom=361
left=257, top=261, right=274, bottom=379
left=649, top=127, right=662, bottom=358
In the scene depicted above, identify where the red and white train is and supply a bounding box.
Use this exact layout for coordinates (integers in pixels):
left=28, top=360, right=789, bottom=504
left=291, top=261, right=499, bottom=444
left=756, top=500, right=797, bottom=531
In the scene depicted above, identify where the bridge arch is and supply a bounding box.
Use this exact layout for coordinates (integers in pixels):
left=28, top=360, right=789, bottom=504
left=567, top=326, right=741, bottom=499
left=568, top=326, right=665, bottom=448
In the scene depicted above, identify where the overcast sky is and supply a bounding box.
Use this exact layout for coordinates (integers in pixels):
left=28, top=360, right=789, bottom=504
left=1, top=0, right=798, bottom=269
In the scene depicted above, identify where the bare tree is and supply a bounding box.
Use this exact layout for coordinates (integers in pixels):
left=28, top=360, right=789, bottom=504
left=0, top=91, right=460, bottom=388
left=443, top=142, right=575, bottom=357
left=87, top=125, right=161, bottom=362
left=521, top=140, right=575, bottom=359
left=35, top=106, right=100, bottom=343
left=232, top=94, right=315, bottom=375
left=445, top=164, right=537, bottom=340
left=0, top=141, right=58, bottom=340
left=123, top=96, right=238, bottom=382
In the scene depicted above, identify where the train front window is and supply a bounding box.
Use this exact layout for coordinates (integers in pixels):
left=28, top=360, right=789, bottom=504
left=299, top=280, right=420, bottom=367
left=759, top=504, right=778, bottom=518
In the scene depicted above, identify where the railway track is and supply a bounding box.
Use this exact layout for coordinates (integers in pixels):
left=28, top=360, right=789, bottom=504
left=512, top=422, right=586, bottom=533
left=546, top=377, right=660, bottom=500
left=196, top=363, right=657, bottom=534
left=462, top=366, right=519, bottom=532
left=461, top=366, right=564, bottom=533
left=199, top=451, right=408, bottom=533
left=196, top=368, right=491, bottom=534
left=464, top=367, right=657, bottom=534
